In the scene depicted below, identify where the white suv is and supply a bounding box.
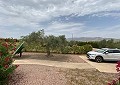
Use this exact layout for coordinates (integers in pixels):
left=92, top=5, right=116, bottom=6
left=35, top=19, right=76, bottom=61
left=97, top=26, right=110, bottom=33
left=87, top=48, right=120, bottom=63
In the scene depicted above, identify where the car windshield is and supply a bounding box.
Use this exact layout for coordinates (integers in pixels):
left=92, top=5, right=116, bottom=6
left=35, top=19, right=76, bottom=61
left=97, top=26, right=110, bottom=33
left=95, top=49, right=105, bottom=53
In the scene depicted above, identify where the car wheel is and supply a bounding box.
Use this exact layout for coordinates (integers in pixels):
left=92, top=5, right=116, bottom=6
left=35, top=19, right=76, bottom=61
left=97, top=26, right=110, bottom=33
left=95, top=56, right=103, bottom=63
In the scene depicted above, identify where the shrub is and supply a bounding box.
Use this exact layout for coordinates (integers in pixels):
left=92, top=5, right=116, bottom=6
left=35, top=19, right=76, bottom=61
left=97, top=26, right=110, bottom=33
left=72, top=45, right=79, bottom=54
left=78, top=46, right=85, bottom=54
left=61, top=44, right=92, bottom=54
left=0, top=39, right=19, bottom=85
left=83, top=44, right=92, bottom=53
left=62, top=46, right=72, bottom=54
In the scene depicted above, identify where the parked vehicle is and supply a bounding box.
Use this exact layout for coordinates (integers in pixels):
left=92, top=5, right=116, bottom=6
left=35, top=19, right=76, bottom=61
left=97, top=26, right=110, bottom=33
left=87, top=48, right=120, bottom=63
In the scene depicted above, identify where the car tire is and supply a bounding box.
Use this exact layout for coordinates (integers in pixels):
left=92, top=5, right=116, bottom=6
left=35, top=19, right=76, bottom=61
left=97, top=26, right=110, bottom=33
left=95, top=56, right=103, bottom=63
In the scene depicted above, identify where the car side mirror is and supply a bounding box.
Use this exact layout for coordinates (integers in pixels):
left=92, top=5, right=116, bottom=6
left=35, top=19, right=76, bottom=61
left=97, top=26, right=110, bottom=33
left=104, top=52, right=109, bottom=54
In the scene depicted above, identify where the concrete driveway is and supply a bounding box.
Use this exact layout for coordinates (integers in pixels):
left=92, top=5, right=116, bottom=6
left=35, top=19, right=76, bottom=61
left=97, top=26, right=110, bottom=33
left=79, top=55, right=117, bottom=73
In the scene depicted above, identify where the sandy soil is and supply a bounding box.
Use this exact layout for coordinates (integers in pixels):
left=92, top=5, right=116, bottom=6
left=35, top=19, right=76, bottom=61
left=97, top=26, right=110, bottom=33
left=9, top=65, right=117, bottom=85
left=14, top=52, right=86, bottom=63
left=9, top=64, right=67, bottom=85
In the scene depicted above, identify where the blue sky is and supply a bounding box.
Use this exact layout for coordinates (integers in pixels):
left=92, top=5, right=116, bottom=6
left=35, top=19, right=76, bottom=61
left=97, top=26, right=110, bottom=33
left=0, top=0, right=120, bottom=39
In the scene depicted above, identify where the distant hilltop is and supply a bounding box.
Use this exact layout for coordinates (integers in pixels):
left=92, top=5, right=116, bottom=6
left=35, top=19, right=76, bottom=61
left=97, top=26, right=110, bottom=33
left=67, top=37, right=120, bottom=42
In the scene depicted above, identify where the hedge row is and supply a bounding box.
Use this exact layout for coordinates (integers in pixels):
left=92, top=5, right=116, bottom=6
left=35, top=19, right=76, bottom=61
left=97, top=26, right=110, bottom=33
left=62, top=44, right=92, bottom=54
left=24, top=44, right=92, bottom=54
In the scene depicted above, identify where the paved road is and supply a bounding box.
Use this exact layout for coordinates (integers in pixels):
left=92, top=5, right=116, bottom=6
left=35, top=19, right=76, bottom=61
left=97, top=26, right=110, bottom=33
left=14, top=59, right=94, bottom=70
left=79, top=55, right=117, bottom=73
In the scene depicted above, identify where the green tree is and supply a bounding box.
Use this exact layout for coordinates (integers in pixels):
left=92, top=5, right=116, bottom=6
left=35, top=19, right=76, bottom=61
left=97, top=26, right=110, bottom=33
left=58, top=35, right=67, bottom=53
left=106, top=39, right=114, bottom=48
left=44, top=35, right=67, bottom=57
left=98, top=39, right=107, bottom=48
left=21, top=29, right=44, bottom=51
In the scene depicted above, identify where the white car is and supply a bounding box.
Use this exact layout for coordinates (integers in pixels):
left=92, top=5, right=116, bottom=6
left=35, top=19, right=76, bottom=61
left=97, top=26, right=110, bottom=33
left=87, top=48, right=120, bottom=63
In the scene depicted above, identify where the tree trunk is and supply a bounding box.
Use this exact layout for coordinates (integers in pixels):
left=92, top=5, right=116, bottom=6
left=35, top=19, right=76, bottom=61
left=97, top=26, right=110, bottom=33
left=46, top=46, right=50, bottom=57
left=20, top=52, right=22, bottom=57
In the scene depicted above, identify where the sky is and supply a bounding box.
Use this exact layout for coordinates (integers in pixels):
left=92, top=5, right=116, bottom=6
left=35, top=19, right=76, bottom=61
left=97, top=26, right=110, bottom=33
left=0, top=0, right=120, bottom=39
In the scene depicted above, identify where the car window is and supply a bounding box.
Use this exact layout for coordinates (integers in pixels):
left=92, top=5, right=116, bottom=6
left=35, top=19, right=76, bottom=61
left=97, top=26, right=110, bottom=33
left=95, top=49, right=105, bottom=53
left=106, top=50, right=120, bottom=53
left=106, top=50, right=113, bottom=53
left=113, top=50, right=120, bottom=53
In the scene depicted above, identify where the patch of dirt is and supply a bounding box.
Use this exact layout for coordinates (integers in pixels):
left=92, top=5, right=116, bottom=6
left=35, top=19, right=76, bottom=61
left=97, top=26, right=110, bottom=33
left=9, top=65, right=118, bottom=85
left=9, top=64, right=67, bottom=85
left=64, top=68, right=118, bottom=85
left=14, top=52, right=86, bottom=63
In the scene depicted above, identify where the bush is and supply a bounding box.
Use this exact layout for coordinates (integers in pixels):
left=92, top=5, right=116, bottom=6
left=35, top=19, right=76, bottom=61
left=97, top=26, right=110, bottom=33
left=72, top=45, right=79, bottom=54
left=62, top=46, right=72, bottom=54
left=83, top=44, right=92, bottom=53
left=0, top=39, right=19, bottom=85
left=71, top=44, right=92, bottom=54
left=78, top=46, right=85, bottom=54
left=61, top=45, right=92, bottom=54
left=24, top=44, right=93, bottom=54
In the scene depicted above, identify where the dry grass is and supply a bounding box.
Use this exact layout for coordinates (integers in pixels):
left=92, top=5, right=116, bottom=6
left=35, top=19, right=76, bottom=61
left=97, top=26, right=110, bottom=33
left=64, top=68, right=118, bottom=85
left=9, top=65, right=118, bottom=85
left=9, top=65, right=67, bottom=85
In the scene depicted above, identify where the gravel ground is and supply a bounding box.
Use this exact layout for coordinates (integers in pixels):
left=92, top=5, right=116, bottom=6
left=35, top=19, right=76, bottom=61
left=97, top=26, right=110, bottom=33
left=65, top=69, right=118, bottom=85
left=9, top=64, right=67, bottom=85
left=9, top=65, right=118, bottom=85
left=14, top=52, right=86, bottom=63
left=11, top=52, right=117, bottom=85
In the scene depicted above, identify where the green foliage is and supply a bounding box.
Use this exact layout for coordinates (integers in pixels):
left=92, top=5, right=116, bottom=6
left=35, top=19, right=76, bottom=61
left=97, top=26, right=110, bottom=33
left=21, top=30, right=94, bottom=55
left=98, top=39, right=107, bottom=48
left=83, top=44, right=93, bottom=53
left=19, top=29, right=120, bottom=55
left=0, top=39, right=19, bottom=84
left=67, top=39, right=120, bottom=49
left=21, top=30, right=45, bottom=52
left=62, top=46, right=72, bottom=54
left=21, top=30, right=68, bottom=56
left=61, top=45, right=92, bottom=54
left=72, top=45, right=79, bottom=54
left=78, top=46, right=85, bottom=54
left=44, top=35, right=67, bottom=56
left=72, top=44, right=92, bottom=54
left=68, top=41, right=76, bottom=47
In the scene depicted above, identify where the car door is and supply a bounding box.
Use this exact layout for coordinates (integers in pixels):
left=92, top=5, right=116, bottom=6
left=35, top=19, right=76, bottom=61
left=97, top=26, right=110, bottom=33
left=112, top=50, right=120, bottom=61
left=104, top=50, right=118, bottom=61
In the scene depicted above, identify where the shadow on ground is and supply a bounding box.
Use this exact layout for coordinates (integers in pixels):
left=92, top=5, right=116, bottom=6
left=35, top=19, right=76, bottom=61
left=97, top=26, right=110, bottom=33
left=13, top=52, right=86, bottom=63
left=88, top=59, right=118, bottom=63
left=14, top=53, right=68, bottom=61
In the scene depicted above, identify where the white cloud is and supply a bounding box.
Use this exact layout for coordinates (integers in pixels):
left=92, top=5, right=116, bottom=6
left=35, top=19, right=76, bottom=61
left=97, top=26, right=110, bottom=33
left=45, top=21, right=85, bottom=37
left=78, top=25, right=120, bottom=38
left=1, top=0, right=120, bottom=21
left=47, top=21, right=84, bottom=30
left=91, top=12, right=120, bottom=18
left=0, top=0, right=120, bottom=38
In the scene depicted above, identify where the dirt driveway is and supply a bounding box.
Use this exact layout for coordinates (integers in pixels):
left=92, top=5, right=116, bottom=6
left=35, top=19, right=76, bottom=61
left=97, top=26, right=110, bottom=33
left=79, top=55, right=117, bottom=73
left=14, top=53, right=94, bottom=70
